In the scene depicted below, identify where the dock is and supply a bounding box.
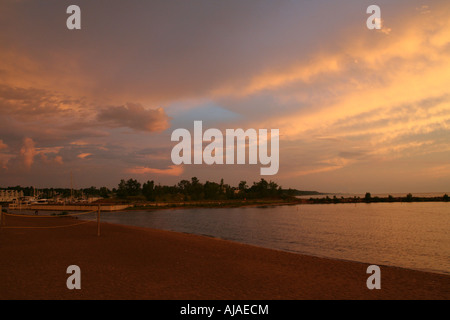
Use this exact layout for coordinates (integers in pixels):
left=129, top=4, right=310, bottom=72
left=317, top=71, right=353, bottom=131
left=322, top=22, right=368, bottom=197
left=8, top=204, right=130, bottom=212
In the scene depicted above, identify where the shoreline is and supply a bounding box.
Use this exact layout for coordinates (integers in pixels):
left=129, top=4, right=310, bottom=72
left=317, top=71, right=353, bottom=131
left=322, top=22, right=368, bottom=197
left=125, top=200, right=300, bottom=212
left=146, top=224, right=450, bottom=277
left=4, top=211, right=450, bottom=276
left=91, top=214, right=450, bottom=277
left=5, top=204, right=450, bottom=277
left=1, top=215, right=449, bottom=300
left=125, top=197, right=450, bottom=212
left=5, top=195, right=449, bottom=213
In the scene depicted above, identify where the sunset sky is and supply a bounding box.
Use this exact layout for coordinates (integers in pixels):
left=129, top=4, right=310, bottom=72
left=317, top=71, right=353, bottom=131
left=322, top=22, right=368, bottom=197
left=1, top=0, right=449, bottom=193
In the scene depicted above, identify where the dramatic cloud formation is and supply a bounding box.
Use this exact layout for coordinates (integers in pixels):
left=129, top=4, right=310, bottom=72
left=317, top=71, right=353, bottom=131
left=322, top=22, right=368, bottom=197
left=0, top=0, right=448, bottom=193
left=0, top=84, right=77, bottom=118
left=19, top=137, right=38, bottom=169
left=17, top=138, right=64, bottom=169
left=97, top=103, right=170, bottom=133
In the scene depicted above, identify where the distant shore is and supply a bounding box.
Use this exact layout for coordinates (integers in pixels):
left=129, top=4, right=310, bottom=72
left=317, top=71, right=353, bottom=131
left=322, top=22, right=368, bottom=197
left=125, top=198, right=300, bottom=211
left=3, top=193, right=448, bottom=217
left=0, top=215, right=449, bottom=300
left=4, top=195, right=448, bottom=213
left=118, top=194, right=450, bottom=211
left=300, top=194, right=450, bottom=204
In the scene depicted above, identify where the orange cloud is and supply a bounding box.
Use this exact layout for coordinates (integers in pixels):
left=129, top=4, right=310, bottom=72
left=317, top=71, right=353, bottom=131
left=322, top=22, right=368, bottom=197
left=258, top=7, right=450, bottom=173
left=20, top=137, right=38, bottom=169
left=290, top=165, right=344, bottom=177
left=77, top=153, right=92, bottom=159
left=0, top=140, right=12, bottom=169
left=126, top=165, right=184, bottom=176
left=70, top=140, right=90, bottom=146
left=0, top=140, right=7, bottom=150
left=40, top=153, right=64, bottom=165
left=213, top=56, right=341, bottom=97
left=54, top=155, right=63, bottom=165
left=285, top=156, right=355, bottom=177
left=19, top=138, right=64, bottom=168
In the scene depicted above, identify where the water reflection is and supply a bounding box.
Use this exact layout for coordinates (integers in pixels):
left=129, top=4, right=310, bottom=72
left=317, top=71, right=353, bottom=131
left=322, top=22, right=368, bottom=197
left=81, top=202, right=450, bottom=274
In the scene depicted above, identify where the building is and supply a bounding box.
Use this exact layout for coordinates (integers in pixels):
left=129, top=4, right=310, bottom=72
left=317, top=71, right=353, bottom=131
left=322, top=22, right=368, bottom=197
left=0, top=190, right=24, bottom=202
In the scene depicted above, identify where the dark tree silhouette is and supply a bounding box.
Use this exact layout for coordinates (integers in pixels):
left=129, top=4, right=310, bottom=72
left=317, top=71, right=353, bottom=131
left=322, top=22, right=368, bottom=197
left=117, top=179, right=141, bottom=198
left=142, top=180, right=155, bottom=201
left=406, top=193, right=413, bottom=202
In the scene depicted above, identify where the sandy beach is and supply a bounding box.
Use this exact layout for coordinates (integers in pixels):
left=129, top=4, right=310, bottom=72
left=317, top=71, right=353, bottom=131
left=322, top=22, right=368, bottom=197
left=0, top=215, right=449, bottom=300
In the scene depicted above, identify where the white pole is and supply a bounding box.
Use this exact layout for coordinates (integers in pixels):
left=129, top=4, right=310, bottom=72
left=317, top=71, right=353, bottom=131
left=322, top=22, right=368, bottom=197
left=97, top=205, right=101, bottom=236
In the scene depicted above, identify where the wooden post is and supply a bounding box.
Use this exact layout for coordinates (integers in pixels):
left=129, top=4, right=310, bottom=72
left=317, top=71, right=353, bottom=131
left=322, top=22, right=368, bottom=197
left=0, top=205, right=3, bottom=228
left=97, top=205, right=101, bottom=236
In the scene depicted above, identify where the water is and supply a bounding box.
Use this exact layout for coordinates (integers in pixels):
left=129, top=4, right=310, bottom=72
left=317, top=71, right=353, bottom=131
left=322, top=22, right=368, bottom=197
left=82, top=202, right=450, bottom=275
left=297, top=191, right=450, bottom=199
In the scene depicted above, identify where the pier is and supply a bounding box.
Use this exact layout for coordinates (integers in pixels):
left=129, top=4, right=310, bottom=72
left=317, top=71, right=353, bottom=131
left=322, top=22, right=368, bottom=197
left=8, top=204, right=130, bottom=212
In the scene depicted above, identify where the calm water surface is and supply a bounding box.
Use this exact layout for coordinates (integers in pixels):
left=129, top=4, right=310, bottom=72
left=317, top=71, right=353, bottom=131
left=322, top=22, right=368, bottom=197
left=83, top=202, right=450, bottom=274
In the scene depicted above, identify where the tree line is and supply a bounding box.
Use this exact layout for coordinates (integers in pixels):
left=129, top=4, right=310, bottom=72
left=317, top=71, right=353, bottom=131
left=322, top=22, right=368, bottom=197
left=308, top=192, right=450, bottom=204
left=115, top=177, right=283, bottom=202
left=1, top=178, right=284, bottom=202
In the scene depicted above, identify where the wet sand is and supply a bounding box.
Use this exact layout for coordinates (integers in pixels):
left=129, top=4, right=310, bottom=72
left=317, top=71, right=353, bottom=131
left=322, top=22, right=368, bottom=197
left=0, top=215, right=449, bottom=300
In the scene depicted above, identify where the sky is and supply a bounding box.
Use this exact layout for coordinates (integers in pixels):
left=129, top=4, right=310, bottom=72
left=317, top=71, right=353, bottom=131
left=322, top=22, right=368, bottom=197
left=0, top=0, right=449, bottom=193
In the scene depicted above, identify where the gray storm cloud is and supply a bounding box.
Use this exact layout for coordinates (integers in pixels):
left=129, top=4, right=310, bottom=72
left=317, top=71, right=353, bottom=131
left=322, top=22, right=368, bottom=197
left=96, top=103, right=170, bottom=132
